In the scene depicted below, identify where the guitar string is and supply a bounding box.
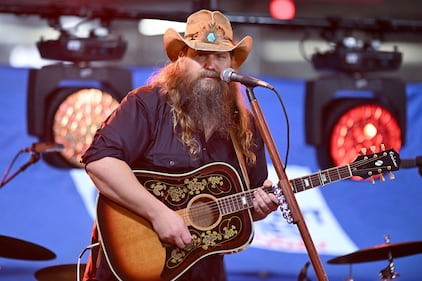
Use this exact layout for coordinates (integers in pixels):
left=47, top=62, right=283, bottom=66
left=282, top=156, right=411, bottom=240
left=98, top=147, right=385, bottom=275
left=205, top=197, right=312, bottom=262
left=295, top=155, right=388, bottom=190
left=180, top=188, right=260, bottom=225
left=175, top=154, right=390, bottom=225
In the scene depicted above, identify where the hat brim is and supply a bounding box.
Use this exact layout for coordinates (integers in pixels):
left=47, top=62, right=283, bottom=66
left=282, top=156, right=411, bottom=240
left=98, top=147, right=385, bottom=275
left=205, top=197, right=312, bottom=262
left=163, top=28, right=253, bottom=69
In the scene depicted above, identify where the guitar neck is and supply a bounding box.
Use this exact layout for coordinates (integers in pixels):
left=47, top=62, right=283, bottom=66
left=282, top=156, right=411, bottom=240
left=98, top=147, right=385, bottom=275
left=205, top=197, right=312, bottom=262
left=290, top=164, right=352, bottom=193
left=217, top=164, right=353, bottom=215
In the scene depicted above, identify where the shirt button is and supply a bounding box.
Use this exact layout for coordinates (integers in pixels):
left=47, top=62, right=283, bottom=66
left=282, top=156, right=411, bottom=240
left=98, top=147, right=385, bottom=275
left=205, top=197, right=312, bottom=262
left=169, top=160, right=175, bottom=166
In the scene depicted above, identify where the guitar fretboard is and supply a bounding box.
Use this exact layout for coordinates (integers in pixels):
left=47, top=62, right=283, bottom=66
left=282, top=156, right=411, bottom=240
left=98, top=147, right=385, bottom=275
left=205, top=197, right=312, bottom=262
left=218, top=189, right=255, bottom=215
left=216, top=164, right=353, bottom=215
left=290, top=164, right=352, bottom=193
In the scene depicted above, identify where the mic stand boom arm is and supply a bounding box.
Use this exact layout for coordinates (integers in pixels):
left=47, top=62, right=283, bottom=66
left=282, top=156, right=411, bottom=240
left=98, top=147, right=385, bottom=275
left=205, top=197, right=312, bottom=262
left=0, top=152, right=41, bottom=188
left=245, top=87, right=328, bottom=281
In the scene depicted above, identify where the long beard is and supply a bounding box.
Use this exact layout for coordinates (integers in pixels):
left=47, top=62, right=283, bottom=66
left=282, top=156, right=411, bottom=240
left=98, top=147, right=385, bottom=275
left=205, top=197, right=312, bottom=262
left=184, top=71, right=235, bottom=136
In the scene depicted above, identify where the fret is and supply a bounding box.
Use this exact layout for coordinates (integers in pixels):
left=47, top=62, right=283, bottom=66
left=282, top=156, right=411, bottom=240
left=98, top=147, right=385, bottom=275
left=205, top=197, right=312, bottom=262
left=220, top=197, right=229, bottom=215
left=335, top=166, right=342, bottom=181
left=291, top=174, right=309, bottom=192
left=338, top=165, right=352, bottom=180
left=218, top=190, right=254, bottom=215
left=233, top=194, right=240, bottom=211
left=288, top=164, right=354, bottom=194
left=302, top=176, right=311, bottom=189
left=311, top=173, right=323, bottom=187
left=315, top=168, right=327, bottom=186
left=227, top=194, right=236, bottom=214
left=241, top=191, right=254, bottom=209
left=291, top=180, right=299, bottom=193
left=241, top=195, right=247, bottom=207
left=235, top=194, right=243, bottom=210
left=290, top=176, right=310, bottom=193
left=227, top=196, right=234, bottom=213
left=327, top=166, right=341, bottom=182
left=326, top=167, right=339, bottom=182
left=318, top=170, right=330, bottom=186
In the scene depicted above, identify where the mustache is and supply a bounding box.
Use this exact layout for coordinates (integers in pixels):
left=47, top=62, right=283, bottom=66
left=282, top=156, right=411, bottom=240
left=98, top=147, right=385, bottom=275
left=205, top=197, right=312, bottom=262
left=199, top=70, right=220, bottom=79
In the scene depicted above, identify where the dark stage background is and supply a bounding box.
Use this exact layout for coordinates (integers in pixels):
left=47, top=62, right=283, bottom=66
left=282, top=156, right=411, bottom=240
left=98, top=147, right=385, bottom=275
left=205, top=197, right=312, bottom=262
left=0, top=65, right=421, bottom=281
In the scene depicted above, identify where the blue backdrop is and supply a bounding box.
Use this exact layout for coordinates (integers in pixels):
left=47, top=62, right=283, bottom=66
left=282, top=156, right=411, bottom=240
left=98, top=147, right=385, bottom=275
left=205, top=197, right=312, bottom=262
left=0, top=65, right=421, bottom=281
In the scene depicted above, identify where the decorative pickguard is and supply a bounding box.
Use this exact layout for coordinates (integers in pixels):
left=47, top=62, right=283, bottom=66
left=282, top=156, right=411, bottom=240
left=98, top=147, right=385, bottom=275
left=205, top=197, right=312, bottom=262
left=142, top=171, right=235, bottom=208
left=166, top=215, right=243, bottom=269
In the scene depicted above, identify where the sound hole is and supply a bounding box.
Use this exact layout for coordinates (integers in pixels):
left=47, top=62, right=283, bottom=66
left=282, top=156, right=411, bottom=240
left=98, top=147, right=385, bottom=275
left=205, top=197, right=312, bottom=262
left=188, top=194, right=221, bottom=230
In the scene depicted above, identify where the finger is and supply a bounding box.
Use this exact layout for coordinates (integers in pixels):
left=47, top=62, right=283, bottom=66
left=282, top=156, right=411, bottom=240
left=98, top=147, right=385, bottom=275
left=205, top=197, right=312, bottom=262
left=258, top=187, right=279, bottom=206
left=253, top=193, right=271, bottom=213
left=175, top=237, right=186, bottom=249
left=268, top=193, right=280, bottom=207
left=181, top=230, right=192, bottom=245
left=255, top=189, right=279, bottom=212
left=255, top=189, right=272, bottom=204
left=263, top=179, right=273, bottom=188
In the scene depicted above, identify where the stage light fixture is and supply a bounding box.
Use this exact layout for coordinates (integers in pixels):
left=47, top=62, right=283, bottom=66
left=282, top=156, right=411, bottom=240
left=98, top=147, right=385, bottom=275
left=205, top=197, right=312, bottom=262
left=305, top=75, right=406, bottom=169
left=311, top=46, right=402, bottom=74
left=310, top=35, right=402, bottom=74
left=37, top=33, right=127, bottom=62
left=37, top=16, right=128, bottom=63
left=27, top=63, right=132, bottom=168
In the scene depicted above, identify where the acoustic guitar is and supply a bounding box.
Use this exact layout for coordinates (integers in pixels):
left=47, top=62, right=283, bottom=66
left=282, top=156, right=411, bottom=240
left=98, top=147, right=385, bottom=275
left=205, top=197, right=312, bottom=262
left=96, top=148, right=400, bottom=281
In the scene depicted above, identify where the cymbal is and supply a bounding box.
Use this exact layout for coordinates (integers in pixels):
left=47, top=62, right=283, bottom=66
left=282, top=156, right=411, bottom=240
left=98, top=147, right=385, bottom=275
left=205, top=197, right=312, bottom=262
left=35, top=263, right=86, bottom=281
left=0, top=235, right=56, bottom=260
left=328, top=240, right=422, bottom=264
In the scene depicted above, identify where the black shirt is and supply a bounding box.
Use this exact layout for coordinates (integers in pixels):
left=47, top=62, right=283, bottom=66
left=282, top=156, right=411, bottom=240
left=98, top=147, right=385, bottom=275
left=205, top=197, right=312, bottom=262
left=82, top=85, right=268, bottom=281
left=83, top=86, right=268, bottom=185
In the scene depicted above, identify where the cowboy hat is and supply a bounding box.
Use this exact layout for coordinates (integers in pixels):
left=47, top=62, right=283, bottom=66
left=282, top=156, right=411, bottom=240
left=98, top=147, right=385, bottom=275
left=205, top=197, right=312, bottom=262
left=163, top=9, right=253, bottom=69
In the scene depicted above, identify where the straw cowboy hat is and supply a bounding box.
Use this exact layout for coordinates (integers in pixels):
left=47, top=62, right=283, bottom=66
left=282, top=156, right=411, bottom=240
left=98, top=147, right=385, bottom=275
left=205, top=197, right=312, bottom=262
left=163, top=9, right=253, bottom=69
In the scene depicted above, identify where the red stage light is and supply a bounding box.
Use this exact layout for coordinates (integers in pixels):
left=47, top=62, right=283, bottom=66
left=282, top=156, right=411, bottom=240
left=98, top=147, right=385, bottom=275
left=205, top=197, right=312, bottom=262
left=329, top=103, right=402, bottom=167
left=269, top=0, right=296, bottom=20
left=305, top=75, right=406, bottom=169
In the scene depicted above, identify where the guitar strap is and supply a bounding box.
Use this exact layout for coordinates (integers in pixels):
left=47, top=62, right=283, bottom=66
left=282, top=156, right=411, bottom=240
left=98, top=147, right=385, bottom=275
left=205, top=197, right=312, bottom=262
left=230, top=130, right=251, bottom=189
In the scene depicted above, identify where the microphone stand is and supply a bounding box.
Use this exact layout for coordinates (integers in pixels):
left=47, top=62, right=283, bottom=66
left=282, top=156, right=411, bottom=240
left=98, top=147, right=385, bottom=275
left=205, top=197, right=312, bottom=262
left=245, top=86, right=328, bottom=281
left=0, top=152, right=41, bottom=188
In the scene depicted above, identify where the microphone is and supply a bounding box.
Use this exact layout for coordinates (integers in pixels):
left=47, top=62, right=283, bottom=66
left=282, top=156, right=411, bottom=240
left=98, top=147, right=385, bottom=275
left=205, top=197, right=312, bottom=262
left=22, top=142, right=64, bottom=154
left=220, top=68, right=274, bottom=90
left=400, top=156, right=422, bottom=168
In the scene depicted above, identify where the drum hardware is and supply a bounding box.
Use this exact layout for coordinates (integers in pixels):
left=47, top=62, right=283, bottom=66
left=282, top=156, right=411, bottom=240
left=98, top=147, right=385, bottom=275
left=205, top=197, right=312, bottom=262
left=327, top=235, right=422, bottom=280
left=378, top=235, right=399, bottom=281
left=35, top=263, right=86, bottom=281
left=0, top=235, right=56, bottom=261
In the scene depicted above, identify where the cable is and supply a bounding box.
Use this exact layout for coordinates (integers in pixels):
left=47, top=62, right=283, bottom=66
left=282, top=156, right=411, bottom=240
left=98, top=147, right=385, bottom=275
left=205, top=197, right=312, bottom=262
left=270, top=86, right=291, bottom=170
left=77, top=242, right=100, bottom=281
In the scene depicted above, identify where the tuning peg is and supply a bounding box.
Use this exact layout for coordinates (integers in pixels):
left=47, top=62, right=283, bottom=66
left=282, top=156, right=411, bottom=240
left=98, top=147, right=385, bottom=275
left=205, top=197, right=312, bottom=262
left=380, top=143, right=386, bottom=151
left=380, top=174, right=385, bottom=182
left=370, top=176, right=375, bottom=185
left=361, top=147, right=367, bottom=155
left=389, top=172, right=395, bottom=180
left=370, top=146, right=376, bottom=153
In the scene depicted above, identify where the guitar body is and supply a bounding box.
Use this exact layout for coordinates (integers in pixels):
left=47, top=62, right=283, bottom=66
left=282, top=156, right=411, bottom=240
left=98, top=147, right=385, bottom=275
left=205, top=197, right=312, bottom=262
left=96, top=148, right=401, bottom=281
left=97, top=195, right=166, bottom=281
left=96, top=162, right=254, bottom=281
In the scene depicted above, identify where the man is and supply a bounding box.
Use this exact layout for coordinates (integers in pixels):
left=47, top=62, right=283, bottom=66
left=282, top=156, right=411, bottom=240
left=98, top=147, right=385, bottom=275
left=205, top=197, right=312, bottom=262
left=82, top=9, right=279, bottom=281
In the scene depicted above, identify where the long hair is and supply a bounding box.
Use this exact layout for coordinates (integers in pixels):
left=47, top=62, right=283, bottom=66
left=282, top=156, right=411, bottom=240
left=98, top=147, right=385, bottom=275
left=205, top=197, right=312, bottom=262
left=148, top=57, right=257, bottom=165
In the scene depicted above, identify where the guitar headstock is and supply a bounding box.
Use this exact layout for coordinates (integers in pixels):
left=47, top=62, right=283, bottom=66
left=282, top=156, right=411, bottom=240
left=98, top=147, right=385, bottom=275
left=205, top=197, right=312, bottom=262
left=351, top=146, right=401, bottom=182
